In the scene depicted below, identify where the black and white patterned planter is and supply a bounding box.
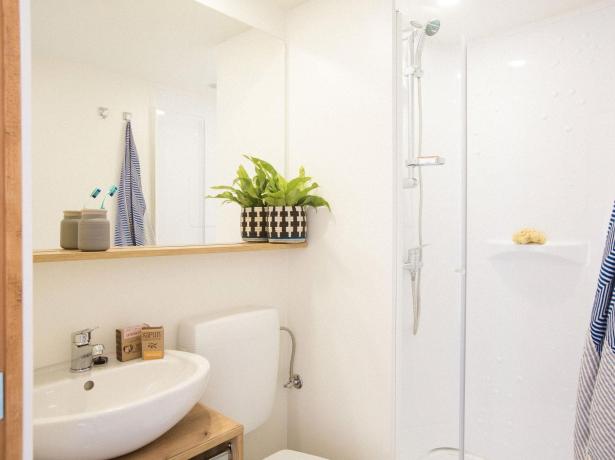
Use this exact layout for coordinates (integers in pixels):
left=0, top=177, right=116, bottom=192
left=240, top=207, right=269, bottom=242
left=267, top=206, right=307, bottom=243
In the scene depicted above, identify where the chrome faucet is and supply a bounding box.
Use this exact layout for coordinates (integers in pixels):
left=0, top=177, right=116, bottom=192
left=70, top=327, right=106, bottom=372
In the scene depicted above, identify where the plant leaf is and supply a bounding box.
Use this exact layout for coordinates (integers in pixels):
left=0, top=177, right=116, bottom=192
left=299, top=194, right=331, bottom=210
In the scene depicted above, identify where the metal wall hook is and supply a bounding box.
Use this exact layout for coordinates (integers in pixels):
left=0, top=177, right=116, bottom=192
left=280, top=326, right=303, bottom=389
left=97, top=107, right=109, bottom=119
left=97, top=108, right=132, bottom=121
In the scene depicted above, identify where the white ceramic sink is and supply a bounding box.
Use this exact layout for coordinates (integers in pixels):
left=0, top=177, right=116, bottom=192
left=34, top=350, right=210, bottom=460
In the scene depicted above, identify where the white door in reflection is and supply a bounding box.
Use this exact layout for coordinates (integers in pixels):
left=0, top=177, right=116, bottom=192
left=155, top=109, right=208, bottom=246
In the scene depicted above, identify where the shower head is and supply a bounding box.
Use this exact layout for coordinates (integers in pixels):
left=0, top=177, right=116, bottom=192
left=410, top=18, right=441, bottom=72
left=409, top=19, right=440, bottom=35
left=424, top=19, right=440, bottom=36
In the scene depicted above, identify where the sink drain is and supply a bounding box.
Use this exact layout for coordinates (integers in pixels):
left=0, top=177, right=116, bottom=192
left=84, top=380, right=94, bottom=391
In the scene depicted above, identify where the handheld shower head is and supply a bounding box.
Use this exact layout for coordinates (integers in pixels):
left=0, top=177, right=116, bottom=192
left=424, top=19, right=441, bottom=36
left=410, top=18, right=441, bottom=73
left=409, top=19, right=440, bottom=35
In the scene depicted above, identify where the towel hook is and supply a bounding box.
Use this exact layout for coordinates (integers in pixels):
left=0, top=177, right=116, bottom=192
left=280, top=327, right=303, bottom=389
left=97, top=107, right=109, bottom=119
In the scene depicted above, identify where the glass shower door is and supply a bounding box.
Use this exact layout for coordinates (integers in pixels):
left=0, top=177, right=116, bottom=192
left=395, top=8, right=467, bottom=460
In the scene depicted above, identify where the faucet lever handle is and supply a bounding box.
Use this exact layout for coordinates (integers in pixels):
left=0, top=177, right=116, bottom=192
left=72, top=326, right=99, bottom=346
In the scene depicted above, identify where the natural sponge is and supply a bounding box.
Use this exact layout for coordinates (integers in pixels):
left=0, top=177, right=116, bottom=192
left=512, top=228, right=546, bottom=245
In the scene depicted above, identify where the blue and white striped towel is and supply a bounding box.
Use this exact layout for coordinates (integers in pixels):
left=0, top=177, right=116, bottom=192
left=114, top=120, right=146, bottom=246
left=575, top=201, right=615, bottom=460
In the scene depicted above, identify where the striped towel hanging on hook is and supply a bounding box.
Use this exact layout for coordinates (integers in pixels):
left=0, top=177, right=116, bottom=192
left=574, top=201, right=615, bottom=460
left=115, top=120, right=146, bottom=246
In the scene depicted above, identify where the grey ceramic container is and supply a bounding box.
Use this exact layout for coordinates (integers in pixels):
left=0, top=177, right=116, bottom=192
left=240, top=206, right=269, bottom=242
left=78, top=209, right=110, bottom=251
left=60, top=210, right=82, bottom=249
left=267, top=206, right=307, bottom=243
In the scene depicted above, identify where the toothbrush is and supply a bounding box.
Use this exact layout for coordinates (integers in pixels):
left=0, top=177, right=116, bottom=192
left=84, top=187, right=102, bottom=209
left=100, top=185, right=118, bottom=209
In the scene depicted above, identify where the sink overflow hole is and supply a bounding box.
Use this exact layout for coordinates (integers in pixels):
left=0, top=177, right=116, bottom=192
left=84, top=380, right=94, bottom=391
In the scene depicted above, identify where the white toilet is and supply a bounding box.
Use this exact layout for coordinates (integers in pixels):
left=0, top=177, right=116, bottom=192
left=178, top=308, right=327, bottom=460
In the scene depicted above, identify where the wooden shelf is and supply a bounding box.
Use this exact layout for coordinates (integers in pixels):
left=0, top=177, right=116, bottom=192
left=115, top=404, right=243, bottom=460
left=33, top=242, right=307, bottom=263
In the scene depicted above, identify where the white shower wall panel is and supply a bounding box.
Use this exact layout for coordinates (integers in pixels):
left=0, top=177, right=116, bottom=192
left=466, top=3, right=615, bottom=459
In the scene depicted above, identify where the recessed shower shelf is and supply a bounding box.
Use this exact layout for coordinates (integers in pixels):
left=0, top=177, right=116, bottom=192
left=485, top=240, right=589, bottom=265
left=33, top=242, right=307, bottom=263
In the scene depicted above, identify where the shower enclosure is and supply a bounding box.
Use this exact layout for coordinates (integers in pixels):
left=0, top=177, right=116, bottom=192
left=395, top=1, right=615, bottom=459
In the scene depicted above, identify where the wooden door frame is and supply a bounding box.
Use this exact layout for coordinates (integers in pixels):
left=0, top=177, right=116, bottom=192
left=0, top=0, right=22, bottom=458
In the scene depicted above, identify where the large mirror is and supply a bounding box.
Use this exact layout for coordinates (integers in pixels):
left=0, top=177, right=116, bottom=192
left=32, top=0, right=286, bottom=250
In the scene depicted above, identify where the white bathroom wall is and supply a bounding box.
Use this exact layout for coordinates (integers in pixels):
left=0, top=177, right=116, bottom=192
left=466, top=2, right=615, bottom=459
left=33, top=252, right=292, bottom=459
left=285, top=1, right=396, bottom=458
left=214, top=28, right=286, bottom=242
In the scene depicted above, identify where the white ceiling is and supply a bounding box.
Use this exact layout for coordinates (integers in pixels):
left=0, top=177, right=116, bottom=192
left=409, top=0, right=604, bottom=41
left=32, top=0, right=251, bottom=93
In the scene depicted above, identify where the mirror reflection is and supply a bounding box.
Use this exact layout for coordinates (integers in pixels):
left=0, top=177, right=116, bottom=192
left=32, top=0, right=286, bottom=250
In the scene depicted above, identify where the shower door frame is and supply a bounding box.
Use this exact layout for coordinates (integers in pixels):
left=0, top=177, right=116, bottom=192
left=393, top=7, right=468, bottom=460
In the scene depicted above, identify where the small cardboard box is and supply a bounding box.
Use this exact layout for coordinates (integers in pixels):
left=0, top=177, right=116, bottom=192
left=141, top=326, right=164, bottom=360
left=116, top=324, right=147, bottom=362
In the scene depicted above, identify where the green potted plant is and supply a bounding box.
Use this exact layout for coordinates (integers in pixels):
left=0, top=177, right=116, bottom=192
left=255, top=159, right=330, bottom=244
left=208, top=159, right=270, bottom=242
left=209, top=156, right=330, bottom=244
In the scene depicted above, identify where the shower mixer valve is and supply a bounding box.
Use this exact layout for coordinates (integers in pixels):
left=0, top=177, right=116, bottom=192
left=403, top=247, right=423, bottom=276
left=403, top=66, right=424, bottom=78
left=403, top=177, right=418, bottom=189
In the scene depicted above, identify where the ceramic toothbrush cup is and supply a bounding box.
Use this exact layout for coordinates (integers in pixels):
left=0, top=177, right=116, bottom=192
left=60, top=210, right=82, bottom=249
left=78, top=209, right=110, bottom=251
